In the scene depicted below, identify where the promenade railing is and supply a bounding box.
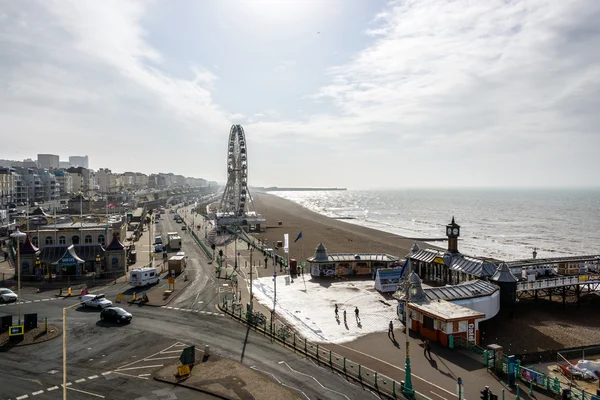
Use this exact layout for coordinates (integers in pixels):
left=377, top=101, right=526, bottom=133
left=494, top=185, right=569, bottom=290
left=221, top=299, right=427, bottom=400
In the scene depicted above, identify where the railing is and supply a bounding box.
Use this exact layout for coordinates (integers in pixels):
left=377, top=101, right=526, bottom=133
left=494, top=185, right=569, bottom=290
left=221, top=299, right=426, bottom=400
left=190, top=230, right=212, bottom=259
left=517, top=276, right=580, bottom=291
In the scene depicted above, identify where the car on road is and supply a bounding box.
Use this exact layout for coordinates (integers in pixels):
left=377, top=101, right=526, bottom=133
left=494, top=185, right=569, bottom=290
left=181, top=225, right=186, bottom=230
left=0, top=288, right=18, bottom=302
left=154, top=244, right=164, bottom=253
left=81, top=293, right=113, bottom=309
left=100, top=307, right=132, bottom=324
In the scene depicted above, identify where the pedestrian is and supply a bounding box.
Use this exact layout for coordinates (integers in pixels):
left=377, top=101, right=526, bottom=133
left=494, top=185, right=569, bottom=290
left=388, top=320, right=395, bottom=340
left=424, top=339, right=432, bottom=358
left=3, top=251, right=7, bottom=262
left=334, top=304, right=339, bottom=318
left=355, top=306, right=360, bottom=322
left=343, top=310, right=347, bottom=323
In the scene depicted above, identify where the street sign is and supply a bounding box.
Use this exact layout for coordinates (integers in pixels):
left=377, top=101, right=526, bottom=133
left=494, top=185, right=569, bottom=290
left=9, top=325, right=24, bottom=336
left=177, top=364, right=190, bottom=377
left=179, top=345, right=195, bottom=365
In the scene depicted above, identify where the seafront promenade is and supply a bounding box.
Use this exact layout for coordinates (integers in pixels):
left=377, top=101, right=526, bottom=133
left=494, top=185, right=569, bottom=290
left=182, top=206, right=549, bottom=400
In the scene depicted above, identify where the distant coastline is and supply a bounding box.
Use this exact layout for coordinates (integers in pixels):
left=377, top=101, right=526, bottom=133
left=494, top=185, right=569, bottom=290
left=253, top=187, right=347, bottom=192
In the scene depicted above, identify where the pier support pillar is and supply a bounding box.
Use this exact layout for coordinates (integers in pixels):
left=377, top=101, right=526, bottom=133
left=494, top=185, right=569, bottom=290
left=562, top=286, right=566, bottom=308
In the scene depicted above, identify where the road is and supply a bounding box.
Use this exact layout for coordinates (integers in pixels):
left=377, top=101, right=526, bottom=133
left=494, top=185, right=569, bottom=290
left=0, top=206, right=377, bottom=400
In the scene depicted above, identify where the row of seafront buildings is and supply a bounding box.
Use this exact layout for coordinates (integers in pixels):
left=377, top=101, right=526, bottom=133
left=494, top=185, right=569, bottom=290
left=303, top=217, right=599, bottom=349
left=0, top=154, right=214, bottom=208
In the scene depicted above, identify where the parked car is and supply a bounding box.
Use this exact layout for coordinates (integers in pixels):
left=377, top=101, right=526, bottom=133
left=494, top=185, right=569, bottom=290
left=100, top=307, right=132, bottom=324
left=0, top=288, right=18, bottom=303
left=81, top=294, right=113, bottom=309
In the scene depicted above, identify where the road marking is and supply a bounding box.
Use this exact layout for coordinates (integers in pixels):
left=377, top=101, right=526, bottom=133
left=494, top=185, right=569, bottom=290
left=101, top=371, right=112, bottom=376
left=112, top=371, right=149, bottom=380
left=47, top=386, right=59, bottom=391
left=31, top=390, right=44, bottom=396
left=75, top=378, right=86, bottom=383
left=161, top=306, right=167, bottom=308
left=88, top=375, right=98, bottom=379
left=25, top=301, right=31, bottom=303
left=42, top=299, right=50, bottom=301
left=161, top=350, right=183, bottom=354
left=67, top=387, right=105, bottom=398
left=16, top=395, right=29, bottom=400
left=139, top=374, right=151, bottom=377
left=334, top=343, right=457, bottom=397
left=173, top=307, right=180, bottom=310
left=117, top=365, right=164, bottom=371
left=60, top=383, right=72, bottom=387
left=279, top=361, right=350, bottom=400
left=166, top=306, right=173, bottom=309
left=50, top=298, right=57, bottom=300
left=250, top=366, right=310, bottom=400
left=33, top=300, right=40, bottom=302
left=430, top=391, right=448, bottom=400
left=144, top=356, right=178, bottom=361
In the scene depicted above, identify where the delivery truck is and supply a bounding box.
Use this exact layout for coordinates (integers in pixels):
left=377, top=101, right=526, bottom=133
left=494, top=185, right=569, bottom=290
left=167, top=232, right=182, bottom=251
left=168, top=255, right=186, bottom=274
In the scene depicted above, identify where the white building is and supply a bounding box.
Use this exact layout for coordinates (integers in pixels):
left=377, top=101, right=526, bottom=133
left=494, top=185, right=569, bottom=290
left=69, top=155, right=89, bottom=169
left=37, top=154, right=59, bottom=170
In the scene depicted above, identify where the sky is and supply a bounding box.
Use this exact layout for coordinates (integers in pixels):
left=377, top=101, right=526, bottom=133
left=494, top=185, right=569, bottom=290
left=1, top=0, right=599, bottom=189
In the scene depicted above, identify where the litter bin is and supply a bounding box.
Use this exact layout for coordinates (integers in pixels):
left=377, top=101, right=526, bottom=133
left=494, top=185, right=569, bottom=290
left=290, top=259, right=297, bottom=275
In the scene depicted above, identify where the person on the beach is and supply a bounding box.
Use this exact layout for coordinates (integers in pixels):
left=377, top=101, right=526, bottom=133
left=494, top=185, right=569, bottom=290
left=343, top=310, right=347, bottom=323
left=388, top=320, right=395, bottom=340
left=334, top=304, right=339, bottom=318
left=355, top=307, right=360, bottom=322
left=424, top=339, right=432, bottom=358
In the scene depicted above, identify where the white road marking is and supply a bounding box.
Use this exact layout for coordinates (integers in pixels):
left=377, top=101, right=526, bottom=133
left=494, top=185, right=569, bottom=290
left=144, top=356, right=178, bottom=361
left=60, top=383, right=72, bottom=387
left=161, top=306, right=167, bottom=308
left=138, top=374, right=151, bottom=377
left=42, top=299, right=49, bottom=301
left=47, top=386, right=59, bottom=391
left=16, top=395, right=29, bottom=399
left=173, top=307, right=180, bottom=310
left=67, top=387, right=105, bottom=398
left=160, top=350, right=183, bottom=354
left=88, top=375, right=99, bottom=380
left=112, top=371, right=149, bottom=380
left=279, top=361, right=350, bottom=400
left=430, top=391, right=448, bottom=400
left=31, top=390, right=44, bottom=396
left=75, top=378, right=86, bottom=383
left=335, top=343, right=457, bottom=397
left=116, top=365, right=164, bottom=371
left=101, top=371, right=112, bottom=376
left=50, top=297, right=57, bottom=300
left=33, top=300, right=40, bottom=302
left=25, top=301, right=31, bottom=303
left=166, top=306, right=173, bottom=309
left=250, top=366, right=310, bottom=400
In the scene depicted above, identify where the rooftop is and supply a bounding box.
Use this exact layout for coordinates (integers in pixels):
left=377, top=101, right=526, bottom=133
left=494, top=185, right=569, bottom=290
left=409, top=299, right=486, bottom=322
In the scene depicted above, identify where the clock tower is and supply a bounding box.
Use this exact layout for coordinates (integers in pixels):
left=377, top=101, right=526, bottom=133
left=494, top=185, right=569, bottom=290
left=446, top=216, right=460, bottom=254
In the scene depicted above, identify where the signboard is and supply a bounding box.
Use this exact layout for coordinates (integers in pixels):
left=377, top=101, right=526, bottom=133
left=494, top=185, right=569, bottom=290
left=59, top=255, right=78, bottom=267
left=433, top=257, right=446, bottom=265
left=375, top=268, right=403, bottom=293
left=177, top=364, right=190, bottom=376
left=179, top=345, right=195, bottom=365
left=9, top=325, right=24, bottom=336
left=467, top=322, right=475, bottom=344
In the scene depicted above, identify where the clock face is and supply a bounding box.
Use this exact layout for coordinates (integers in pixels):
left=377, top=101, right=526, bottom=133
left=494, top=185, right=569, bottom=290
left=447, top=227, right=452, bottom=235
left=453, top=228, right=459, bottom=235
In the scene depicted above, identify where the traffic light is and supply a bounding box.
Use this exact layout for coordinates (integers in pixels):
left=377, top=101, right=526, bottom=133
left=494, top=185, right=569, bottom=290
left=480, top=387, right=489, bottom=400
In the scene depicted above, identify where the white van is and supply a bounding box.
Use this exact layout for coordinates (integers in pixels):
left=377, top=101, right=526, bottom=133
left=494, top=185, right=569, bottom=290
left=130, top=267, right=160, bottom=286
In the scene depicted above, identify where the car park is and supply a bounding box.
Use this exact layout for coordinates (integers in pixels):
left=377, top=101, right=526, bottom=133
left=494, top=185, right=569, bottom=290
left=0, top=288, right=18, bottom=302
left=100, top=307, right=132, bottom=324
left=81, top=293, right=113, bottom=309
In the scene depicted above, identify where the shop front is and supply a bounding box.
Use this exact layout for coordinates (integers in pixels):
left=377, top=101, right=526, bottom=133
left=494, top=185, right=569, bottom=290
left=307, top=243, right=399, bottom=278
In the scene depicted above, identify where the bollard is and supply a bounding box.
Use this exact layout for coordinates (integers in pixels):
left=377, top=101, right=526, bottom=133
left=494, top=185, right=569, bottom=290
left=45, top=317, right=48, bottom=333
left=329, top=351, right=332, bottom=367
left=516, top=384, right=520, bottom=400
left=502, top=388, right=505, bottom=400
left=529, top=380, right=533, bottom=396
left=204, top=344, right=210, bottom=357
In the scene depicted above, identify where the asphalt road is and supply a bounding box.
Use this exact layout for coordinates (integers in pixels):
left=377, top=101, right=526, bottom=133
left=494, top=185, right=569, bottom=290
left=0, top=207, right=378, bottom=400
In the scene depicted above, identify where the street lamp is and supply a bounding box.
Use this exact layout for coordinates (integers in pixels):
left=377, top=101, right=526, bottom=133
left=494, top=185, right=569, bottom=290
left=403, top=280, right=418, bottom=398
left=249, top=247, right=254, bottom=312
left=10, top=229, right=26, bottom=325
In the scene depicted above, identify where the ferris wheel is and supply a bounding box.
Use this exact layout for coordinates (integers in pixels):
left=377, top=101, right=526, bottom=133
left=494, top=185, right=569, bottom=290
left=219, top=125, right=251, bottom=217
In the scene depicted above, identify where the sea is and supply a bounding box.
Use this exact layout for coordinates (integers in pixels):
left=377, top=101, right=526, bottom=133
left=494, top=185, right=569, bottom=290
left=268, top=188, right=600, bottom=262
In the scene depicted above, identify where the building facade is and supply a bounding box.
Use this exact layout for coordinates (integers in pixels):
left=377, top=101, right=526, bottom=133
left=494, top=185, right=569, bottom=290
left=37, top=154, right=59, bottom=169
left=69, top=155, right=89, bottom=169
left=307, top=243, right=399, bottom=278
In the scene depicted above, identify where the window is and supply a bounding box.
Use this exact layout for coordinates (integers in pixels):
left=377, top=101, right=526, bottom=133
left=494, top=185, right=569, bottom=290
left=32, top=236, right=39, bottom=246
left=98, top=234, right=105, bottom=245
left=84, top=235, right=93, bottom=244
left=423, top=315, right=434, bottom=330
left=45, top=236, right=53, bottom=245
left=72, top=236, right=79, bottom=245
left=59, top=236, right=66, bottom=245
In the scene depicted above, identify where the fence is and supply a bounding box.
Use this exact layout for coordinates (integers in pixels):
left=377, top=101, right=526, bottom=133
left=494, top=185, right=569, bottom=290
left=221, top=299, right=428, bottom=400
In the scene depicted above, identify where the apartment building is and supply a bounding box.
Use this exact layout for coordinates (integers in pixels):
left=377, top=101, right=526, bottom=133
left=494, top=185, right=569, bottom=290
left=37, top=154, right=60, bottom=169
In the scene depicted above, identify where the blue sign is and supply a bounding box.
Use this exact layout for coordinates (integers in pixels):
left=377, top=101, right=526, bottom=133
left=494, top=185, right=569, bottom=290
left=59, top=255, right=77, bottom=267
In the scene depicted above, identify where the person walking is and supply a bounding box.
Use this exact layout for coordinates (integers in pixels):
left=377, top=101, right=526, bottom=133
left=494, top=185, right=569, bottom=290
left=343, top=310, right=347, bottom=324
left=424, top=339, right=432, bottom=358
left=354, top=306, right=360, bottom=322
left=334, top=304, right=339, bottom=318
left=388, top=320, right=395, bottom=340
left=3, top=251, right=7, bottom=262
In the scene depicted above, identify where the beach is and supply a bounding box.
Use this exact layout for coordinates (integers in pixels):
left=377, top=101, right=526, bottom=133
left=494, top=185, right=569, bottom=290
left=250, top=192, right=434, bottom=262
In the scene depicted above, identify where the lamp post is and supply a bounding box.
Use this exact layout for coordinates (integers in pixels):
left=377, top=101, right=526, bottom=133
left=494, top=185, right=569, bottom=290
left=10, top=229, right=26, bottom=325
left=249, top=247, right=254, bottom=312
left=95, top=254, right=101, bottom=273
left=148, top=213, right=153, bottom=268
left=63, top=297, right=98, bottom=399
left=403, top=280, right=416, bottom=398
